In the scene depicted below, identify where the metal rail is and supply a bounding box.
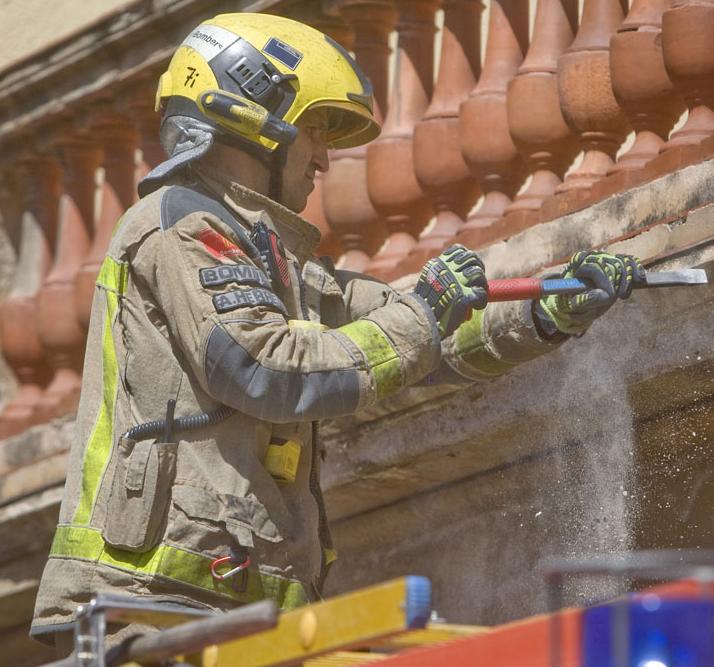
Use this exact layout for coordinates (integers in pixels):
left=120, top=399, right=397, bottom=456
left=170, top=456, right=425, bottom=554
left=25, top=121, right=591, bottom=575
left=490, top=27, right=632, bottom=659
left=40, top=598, right=278, bottom=667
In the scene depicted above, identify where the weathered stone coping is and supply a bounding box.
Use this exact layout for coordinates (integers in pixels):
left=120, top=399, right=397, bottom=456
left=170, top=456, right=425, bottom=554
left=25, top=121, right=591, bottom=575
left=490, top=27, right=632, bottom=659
left=0, top=0, right=281, bottom=147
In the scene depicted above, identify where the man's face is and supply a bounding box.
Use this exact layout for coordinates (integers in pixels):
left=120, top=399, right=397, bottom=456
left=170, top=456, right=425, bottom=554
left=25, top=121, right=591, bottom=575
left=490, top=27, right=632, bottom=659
left=280, top=108, right=330, bottom=213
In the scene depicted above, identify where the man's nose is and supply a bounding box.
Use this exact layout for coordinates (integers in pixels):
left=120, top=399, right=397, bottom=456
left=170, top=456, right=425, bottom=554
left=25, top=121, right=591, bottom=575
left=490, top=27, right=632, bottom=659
left=313, top=140, right=329, bottom=173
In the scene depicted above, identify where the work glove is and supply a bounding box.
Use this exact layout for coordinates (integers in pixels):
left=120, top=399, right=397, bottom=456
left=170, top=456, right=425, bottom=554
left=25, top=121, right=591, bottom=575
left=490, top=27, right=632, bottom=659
left=414, top=244, right=488, bottom=338
left=537, top=251, right=646, bottom=336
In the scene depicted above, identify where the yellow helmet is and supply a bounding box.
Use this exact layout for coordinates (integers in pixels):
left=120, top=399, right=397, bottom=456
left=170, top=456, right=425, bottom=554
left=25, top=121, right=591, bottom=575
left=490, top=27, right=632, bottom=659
left=155, top=13, right=380, bottom=152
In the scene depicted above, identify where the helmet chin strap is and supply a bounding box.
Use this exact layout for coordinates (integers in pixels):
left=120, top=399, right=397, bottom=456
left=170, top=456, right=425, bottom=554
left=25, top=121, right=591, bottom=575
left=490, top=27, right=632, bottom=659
left=212, top=131, right=289, bottom=204
left=268, top=143, right=288, bottom=204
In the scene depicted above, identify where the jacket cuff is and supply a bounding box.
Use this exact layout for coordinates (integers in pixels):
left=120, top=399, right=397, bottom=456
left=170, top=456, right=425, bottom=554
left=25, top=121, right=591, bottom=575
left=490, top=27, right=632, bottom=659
left=444, top=300, right=567, bottom=382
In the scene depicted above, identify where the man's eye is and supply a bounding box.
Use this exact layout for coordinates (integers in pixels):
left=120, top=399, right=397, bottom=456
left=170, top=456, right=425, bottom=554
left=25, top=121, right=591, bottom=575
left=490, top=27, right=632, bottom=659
left=305, top=126, right=328, bottom=139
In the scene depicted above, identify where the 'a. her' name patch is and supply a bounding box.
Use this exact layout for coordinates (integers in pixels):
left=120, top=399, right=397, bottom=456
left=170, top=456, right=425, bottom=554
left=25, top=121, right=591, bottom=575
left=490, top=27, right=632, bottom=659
left=213, top=288, right=287, bottom=315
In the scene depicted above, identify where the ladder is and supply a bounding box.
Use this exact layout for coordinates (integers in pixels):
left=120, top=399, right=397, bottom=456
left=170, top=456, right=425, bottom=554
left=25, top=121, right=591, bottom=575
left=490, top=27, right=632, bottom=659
left=43, top=577, right=488, bottom=667
left=44, top=569, right=714, bottom=667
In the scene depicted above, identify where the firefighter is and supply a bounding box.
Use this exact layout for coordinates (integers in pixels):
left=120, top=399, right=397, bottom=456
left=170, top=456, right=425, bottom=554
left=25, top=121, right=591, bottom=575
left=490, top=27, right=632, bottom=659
left=31, top=12, right=644, bottom=655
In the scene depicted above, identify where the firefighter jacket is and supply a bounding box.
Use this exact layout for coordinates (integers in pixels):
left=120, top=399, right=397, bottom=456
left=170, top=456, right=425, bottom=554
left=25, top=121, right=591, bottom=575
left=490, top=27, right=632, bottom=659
left=31, top=165, right=561, bottom=640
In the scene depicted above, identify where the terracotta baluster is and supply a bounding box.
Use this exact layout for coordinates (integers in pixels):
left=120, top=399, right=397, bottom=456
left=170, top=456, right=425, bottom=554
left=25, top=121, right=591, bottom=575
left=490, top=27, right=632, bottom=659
left=396, top=0, right=483, bottom=275
left=456, top=0, right=529, bottom=250
left=656, top=0, right=714, bottom=166
left=555, top=0, right=629, bottom=195
left=288, top=6, right=353, bottom=260
left=342, top=2, right=392, bottom=120
left=323, top=0, right=395, bottom=272
left=75, top=113, right=138, bottom=329
left=503, top=0, right=578, bottom=228
left=0, top=168, right=22, bottom=253
left=0, top=154, right=61, bottom=436
left=124, top=82, right=164, bottom=182
left=36, top=135, right=102, bottom=420
left=606, top=0, right=684, bottom=188
left=366, top=0, right=440, bottom=280
left=303, top=173, right=341, bottom=259
left=0, top=168, right=21, bottom=403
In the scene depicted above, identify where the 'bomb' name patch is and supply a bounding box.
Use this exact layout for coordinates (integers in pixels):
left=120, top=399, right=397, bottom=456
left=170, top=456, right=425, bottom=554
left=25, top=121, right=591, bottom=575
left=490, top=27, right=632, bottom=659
left=199, top=265, right=271, bottom=289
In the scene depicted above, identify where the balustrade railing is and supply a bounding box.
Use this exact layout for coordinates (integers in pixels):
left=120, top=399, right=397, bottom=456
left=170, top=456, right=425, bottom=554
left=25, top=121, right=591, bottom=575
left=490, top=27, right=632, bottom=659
left=2, top=0, right=714, bottom=433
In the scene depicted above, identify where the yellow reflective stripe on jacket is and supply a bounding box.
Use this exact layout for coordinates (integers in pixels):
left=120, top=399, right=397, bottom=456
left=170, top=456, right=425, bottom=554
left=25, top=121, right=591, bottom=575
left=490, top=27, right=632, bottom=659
left=72, top=257, right=127, bottom=525
left=338, top=320, right=402, bottom=400
left=50, top=525, right=309, bottom=610
left=455, top=310, right=519, bottom=376
left=96, top=255, right=129, bottom=294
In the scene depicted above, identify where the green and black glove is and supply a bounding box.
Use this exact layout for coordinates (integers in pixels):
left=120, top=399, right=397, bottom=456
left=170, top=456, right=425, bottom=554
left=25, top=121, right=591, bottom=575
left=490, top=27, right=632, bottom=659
left=414, top=244, right=488, bottom=338
left=536, top=251, right=646, bottom=336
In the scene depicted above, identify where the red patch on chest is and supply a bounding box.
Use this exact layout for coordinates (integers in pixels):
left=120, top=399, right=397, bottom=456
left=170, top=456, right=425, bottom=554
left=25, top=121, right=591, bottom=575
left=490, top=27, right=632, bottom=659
left=198, top=229, right=245, bottom=260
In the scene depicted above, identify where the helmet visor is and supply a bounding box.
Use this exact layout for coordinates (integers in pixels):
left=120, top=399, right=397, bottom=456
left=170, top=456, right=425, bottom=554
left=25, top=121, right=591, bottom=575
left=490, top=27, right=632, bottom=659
left=310, top=100, right=381, bottom=149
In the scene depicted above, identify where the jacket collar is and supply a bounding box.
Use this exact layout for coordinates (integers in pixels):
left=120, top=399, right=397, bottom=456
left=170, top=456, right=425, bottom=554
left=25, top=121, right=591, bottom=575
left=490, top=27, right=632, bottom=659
left=192, top=164, right=321, bottom=262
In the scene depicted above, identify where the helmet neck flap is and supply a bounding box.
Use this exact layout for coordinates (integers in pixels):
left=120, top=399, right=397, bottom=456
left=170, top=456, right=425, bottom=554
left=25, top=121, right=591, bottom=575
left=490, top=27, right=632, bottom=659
left=139, top=13, right=380, bottom=202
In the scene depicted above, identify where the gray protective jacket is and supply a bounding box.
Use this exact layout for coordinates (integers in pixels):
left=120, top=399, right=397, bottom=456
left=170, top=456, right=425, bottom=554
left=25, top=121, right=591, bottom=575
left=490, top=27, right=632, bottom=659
left=31, top=165, right=559, bottom=639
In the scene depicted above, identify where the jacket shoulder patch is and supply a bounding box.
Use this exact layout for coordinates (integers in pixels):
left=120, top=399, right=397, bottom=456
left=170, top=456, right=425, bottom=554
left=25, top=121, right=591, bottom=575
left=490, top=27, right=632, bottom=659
left=159, top=187, right=261, bottom=264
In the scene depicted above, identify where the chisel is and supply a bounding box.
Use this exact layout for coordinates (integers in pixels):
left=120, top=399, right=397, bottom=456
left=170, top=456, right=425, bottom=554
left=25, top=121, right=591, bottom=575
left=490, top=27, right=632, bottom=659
left=487, top=268, right=708, bottom=302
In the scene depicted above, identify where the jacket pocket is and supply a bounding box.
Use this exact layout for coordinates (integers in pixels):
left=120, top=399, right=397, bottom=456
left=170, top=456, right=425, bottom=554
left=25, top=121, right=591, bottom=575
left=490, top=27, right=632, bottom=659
left=171, top=484, right=283, bottom=551
left=102, top=435, right=178, bottom=552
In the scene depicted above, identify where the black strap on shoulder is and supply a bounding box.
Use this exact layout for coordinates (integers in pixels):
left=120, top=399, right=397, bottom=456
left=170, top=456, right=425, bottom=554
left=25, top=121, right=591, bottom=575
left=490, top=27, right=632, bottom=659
left=159, top=186, right=264, bottom=266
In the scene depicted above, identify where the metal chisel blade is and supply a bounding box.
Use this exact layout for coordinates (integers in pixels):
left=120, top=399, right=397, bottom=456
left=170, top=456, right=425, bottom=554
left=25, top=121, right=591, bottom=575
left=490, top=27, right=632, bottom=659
left=644, top=268, right=708, bottom=287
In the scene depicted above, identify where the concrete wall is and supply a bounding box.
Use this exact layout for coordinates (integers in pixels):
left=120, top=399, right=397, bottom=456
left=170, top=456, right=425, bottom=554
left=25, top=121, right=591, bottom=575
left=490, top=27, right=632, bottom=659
left=324, top=273, right=714, bottom=623
left=318, top=161, right=714, bottom=622
left=0, top=0, right=136, bottom=72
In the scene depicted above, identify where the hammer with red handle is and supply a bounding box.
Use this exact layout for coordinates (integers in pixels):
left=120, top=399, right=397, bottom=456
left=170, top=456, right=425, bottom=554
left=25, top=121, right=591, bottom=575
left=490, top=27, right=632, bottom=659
left=486, top=268, right=708, bottom=302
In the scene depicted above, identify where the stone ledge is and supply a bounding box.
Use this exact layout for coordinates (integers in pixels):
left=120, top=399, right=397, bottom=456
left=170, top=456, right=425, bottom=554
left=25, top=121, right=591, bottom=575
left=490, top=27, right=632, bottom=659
left=0, top=451, right=69, bottom=507
left=1, top=623, right=55, bottom=667
left=0, top=550, right=48, bottom=632
left=0, top=416, right=74, bottom=476
left=0, top=416, right=74, bottom=507
left=0, top=486, right=63, bottom=563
